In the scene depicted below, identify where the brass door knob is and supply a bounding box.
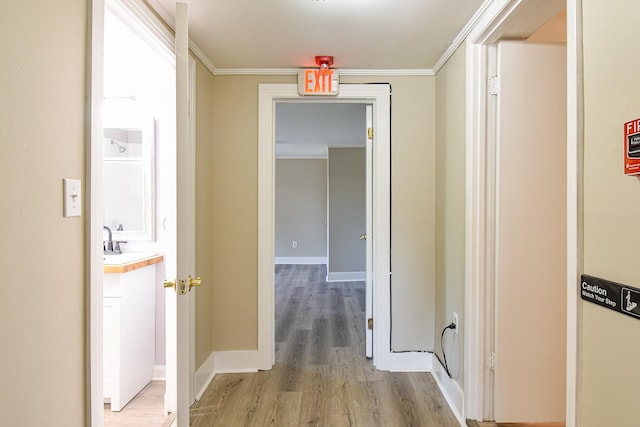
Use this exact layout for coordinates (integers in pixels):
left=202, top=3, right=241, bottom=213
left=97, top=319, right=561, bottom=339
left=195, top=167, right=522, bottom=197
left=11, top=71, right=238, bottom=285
left=163, top=279, right=176, bottom=290
left=360, top=234, right=367, bottom=240
left=189, top=275, right=202, bottom=291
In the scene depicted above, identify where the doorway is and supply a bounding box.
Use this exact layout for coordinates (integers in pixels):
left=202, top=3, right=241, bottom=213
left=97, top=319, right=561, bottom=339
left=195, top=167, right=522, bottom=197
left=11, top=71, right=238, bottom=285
left=257, top=84, right=393, bottom=370
left=463, top=0, right=573, bottom=423
left=90, top=0, right=178, bottom=425
left=273, top=102, right=370, bottom=357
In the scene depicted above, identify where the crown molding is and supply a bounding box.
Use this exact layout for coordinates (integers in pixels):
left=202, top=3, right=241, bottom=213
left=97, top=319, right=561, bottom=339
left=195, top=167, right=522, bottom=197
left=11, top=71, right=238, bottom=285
left=144, top=0, right=494, bottom=78
left=213, top=67, right=434, bottom=76
left=144, top=0, right=174, bottom=29
left=112, top=0, right=175, bottom=61
left=188, top=41, right=217, bottom=74
left=213, top=68, right=298, bottom=76
left=144, top=0, right=218, bottom=75
left=276, top=155, right=328, bottom=160
left=432, top=0, right=494, bottom=74
left=338, top=68, right=434, bottom=76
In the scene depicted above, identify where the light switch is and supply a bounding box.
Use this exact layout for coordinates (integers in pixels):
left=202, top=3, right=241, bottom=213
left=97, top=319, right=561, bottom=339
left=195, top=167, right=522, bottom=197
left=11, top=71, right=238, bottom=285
left=63, top=178, right=82, bottom=217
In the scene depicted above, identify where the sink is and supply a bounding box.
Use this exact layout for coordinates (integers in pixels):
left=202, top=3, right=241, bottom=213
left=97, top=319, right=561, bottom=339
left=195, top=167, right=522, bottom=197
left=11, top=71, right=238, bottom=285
left=103, top=252, right=156, bottom=265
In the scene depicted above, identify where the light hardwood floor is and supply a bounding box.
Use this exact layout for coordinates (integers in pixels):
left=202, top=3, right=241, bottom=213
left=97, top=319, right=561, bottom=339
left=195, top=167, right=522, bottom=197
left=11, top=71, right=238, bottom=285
left=104, top=380, right=175, bottom=427
left=190, top=264, right=459, bottom=426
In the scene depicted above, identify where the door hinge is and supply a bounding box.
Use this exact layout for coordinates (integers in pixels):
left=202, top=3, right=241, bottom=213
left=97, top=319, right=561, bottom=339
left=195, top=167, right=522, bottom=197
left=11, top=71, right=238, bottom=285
left=488, top=75, right=499, bottom=96
left=367, top=127, right=374, bottom=140
left=367, top=318, right=373, bottom=330
left=488, top=351, right=496, bottom=370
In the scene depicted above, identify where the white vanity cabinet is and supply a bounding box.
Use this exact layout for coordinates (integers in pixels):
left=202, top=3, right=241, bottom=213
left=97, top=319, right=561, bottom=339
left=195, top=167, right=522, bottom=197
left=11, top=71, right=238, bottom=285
left=103, top=254, right=162, bottom=411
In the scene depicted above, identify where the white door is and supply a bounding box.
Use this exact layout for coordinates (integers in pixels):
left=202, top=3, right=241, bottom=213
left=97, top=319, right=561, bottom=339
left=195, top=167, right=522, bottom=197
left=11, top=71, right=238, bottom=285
left=365, top=104, right=373, bottom=358
left=493, top=41, right=567, bottom=422
left=165, top=2, right=195, bottom=426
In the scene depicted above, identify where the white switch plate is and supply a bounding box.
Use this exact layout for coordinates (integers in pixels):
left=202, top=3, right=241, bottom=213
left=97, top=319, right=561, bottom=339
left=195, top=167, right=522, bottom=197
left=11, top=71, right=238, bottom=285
left=63, top=178, right=82, bottom=217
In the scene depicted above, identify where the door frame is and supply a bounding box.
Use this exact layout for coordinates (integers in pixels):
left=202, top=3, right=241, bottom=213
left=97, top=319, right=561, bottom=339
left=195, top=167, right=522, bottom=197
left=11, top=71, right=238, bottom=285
left=87, top=1, right=106, bottom=424
left=463, top=0, right=581, bottom=424
left=86, top=0, right=195, bottom=425
left=257, top=84, right=392, bottom=370
left=365, top=104, right=374, bottom=358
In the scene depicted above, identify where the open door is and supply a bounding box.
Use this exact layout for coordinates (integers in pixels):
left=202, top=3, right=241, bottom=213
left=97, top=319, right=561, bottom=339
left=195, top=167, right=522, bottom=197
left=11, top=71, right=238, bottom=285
left=365, top=104, right=373, bottom=358
left=164, top=2, right=196, bottom=426
left=493, top=41, right=566, bottom=423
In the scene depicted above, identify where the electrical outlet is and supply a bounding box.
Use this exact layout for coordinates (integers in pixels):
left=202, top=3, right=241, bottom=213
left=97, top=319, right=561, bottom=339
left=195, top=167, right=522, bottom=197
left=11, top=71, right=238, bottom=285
left=453, top=312, right=459, bottom=334
left=292, top=240, right=297, bottom=248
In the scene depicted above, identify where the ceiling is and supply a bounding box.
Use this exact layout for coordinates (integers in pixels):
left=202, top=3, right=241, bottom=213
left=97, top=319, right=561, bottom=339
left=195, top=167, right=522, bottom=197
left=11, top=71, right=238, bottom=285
left=141, top=0, right=564, bottom=156
left=149, top=0, right=488, bottom=72
left=275, top=103, right=365, bottom=158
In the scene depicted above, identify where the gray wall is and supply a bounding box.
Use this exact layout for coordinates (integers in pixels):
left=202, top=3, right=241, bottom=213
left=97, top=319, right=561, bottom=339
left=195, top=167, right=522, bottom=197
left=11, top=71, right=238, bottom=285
left=328, top=148, right=366, bottom=273
left=275, top=158, right=327, bottom=258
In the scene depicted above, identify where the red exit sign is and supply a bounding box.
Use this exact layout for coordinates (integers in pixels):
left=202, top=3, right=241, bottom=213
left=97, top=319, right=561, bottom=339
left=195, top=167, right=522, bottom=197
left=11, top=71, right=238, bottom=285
left=297, top=69, right=339, bottom=96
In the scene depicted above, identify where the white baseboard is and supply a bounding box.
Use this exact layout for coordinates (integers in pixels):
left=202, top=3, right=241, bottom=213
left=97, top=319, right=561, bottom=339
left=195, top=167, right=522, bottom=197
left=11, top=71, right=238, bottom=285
left=431, top=354, right=465, bottom=427
left=194, top=352, right=216, bottom=400
left=214, top=350, right=260, bottom=373
left=152, top=364, right=166, bottom=380
left=275, top=257, right=327, bottom=265
left=386, top=350, right=432, bottom=372
left=326, top=271, right=366, bottom=282
left=194, top=350, right=261, bottom=401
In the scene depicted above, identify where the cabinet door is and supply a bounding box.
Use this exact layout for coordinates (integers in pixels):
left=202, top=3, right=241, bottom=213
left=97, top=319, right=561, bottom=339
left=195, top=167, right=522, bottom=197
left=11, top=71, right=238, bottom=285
left=103, top=297, right=121, bottom=409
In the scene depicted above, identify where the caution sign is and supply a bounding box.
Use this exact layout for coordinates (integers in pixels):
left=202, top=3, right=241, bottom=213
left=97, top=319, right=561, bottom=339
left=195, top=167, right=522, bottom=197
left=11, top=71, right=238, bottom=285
left=581, top=275, right=640, bottom=320
left=624, top=118, right=640, bottom=175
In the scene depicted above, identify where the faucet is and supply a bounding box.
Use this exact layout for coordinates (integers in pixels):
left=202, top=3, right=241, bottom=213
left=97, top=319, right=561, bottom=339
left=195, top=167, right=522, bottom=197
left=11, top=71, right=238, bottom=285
left=103, top=226, right=121, bottom=254
left=103, top=226, right=113, bottom=253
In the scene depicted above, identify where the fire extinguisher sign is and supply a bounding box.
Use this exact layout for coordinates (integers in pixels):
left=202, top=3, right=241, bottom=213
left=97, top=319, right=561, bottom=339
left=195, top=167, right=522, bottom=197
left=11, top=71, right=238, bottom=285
left=624, top=118, right=640, bottom=175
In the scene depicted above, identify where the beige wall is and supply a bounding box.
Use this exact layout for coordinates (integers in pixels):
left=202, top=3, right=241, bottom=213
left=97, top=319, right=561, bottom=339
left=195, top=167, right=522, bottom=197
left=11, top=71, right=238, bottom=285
left=0, top=2, right=440, bottom=423
left=435, top=44, right=466, bottom=387
left=0, top=1, right=86, bottom=425
left=211, top=75, right=293, bottom=350
left=195, top=59, right=215, bottom=369
left=211, top=75, right=436, bottom=351
left=581, top=1, right=640, bottom=425
left=328, top=148, right=365, bottom=273
left=342, top=75, right=436, bottom=351
left=275, top=159, right=327, bottom=258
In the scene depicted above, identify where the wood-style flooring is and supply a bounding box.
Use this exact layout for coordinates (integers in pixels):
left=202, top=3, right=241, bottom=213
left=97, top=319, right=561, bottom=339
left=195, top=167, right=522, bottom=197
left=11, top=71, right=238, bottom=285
left=190, top=264, right=459, bottom=427
left=104, top=380, right=175, bottom=427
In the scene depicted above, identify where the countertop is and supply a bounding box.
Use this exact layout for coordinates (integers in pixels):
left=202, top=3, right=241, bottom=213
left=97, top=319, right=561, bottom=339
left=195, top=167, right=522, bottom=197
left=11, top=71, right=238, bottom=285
left=103, top=253, right=164, bottom=274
